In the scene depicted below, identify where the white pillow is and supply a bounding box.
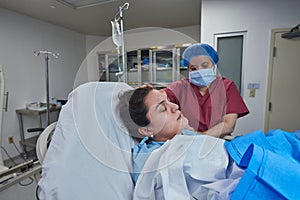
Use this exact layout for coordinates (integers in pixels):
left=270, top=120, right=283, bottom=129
left=38, top=82, right=135, bottom=200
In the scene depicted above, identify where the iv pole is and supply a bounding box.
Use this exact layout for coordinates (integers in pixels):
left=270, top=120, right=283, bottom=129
left=114, top=2, right=129, bottom=83
left=34, top=50, right=59, bottom=126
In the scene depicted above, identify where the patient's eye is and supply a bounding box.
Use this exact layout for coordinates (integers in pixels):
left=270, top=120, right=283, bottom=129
left=160, top=105, right=167, bottom=112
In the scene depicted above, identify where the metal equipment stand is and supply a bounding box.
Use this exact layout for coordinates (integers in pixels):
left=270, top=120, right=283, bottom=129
left=33, top=50, right=59, bottom=126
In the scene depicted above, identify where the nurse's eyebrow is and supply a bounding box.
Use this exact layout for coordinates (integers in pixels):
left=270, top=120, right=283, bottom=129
left=155, top=100, right=165, bottom=110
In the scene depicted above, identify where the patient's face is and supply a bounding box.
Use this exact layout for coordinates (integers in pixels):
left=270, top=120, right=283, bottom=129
left=144, top=89, right=189, bottom=141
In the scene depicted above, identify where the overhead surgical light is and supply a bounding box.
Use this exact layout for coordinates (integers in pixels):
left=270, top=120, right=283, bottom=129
left=55, top=0, right=120, bottom=9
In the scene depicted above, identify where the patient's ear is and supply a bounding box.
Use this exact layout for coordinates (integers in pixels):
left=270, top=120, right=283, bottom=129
left=138, top=127, right=153, bottom=137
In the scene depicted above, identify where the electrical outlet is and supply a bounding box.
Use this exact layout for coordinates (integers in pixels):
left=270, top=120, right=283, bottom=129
left=8, top=136, right=14, bottom=144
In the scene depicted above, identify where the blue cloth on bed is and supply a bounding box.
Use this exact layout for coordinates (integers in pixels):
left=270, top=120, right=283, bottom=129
left=225, top=129, right=300, bottom=200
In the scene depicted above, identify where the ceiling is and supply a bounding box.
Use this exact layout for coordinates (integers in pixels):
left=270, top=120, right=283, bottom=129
left=0, top=0, right=201, bottom=36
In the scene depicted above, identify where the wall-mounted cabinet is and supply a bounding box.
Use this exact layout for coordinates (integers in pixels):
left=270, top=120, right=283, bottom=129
left=98, top=44, right=191, bottom=87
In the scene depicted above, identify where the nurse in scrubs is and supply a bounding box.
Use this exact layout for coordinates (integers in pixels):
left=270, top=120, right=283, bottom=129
left=163, top=43, right=249, bottom=138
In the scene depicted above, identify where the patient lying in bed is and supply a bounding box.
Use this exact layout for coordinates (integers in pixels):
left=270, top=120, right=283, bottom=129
left=38, top=82, right=300, bottom=200
left=118, top=85, right=300, bottom=200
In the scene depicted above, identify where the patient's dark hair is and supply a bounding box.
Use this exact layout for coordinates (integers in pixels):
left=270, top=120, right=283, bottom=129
left=118, top=86, right=153, bottom=141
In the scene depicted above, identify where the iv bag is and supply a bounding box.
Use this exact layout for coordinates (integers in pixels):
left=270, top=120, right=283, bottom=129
left=111, top=20, right=121, bottom=51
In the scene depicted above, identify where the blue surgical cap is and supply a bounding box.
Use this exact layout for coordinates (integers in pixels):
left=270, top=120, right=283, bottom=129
left=182, top=43, right=219, bottom=66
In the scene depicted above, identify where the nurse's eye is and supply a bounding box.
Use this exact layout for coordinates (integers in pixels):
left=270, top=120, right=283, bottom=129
left=189, top=65, right=198, bottom=71
left=201, top=62, right=210, bottom=68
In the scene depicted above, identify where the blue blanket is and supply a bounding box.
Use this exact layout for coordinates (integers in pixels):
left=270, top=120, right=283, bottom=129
left=225, top=129, right=300, bottom=199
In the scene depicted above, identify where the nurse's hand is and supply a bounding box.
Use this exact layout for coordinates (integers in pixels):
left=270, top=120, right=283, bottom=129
left=135, top=84, right=153, bottom=89
left=185, top=124, right=195, bottom=131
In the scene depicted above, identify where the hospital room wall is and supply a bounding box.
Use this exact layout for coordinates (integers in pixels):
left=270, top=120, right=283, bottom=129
left=0, top=8, right=86, bottom=160
left=201, top=0, right=300, bottom=135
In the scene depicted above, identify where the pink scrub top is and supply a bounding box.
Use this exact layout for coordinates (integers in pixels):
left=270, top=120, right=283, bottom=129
left=163, top=77, right=249, bottom=132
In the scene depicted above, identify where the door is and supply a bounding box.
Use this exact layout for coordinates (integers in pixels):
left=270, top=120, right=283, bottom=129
left=265, top=28, right=300, bottom=132
left=214, top=31, right=247, bottom=96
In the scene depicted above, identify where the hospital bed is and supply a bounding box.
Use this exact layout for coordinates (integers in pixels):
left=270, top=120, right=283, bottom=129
left=37, top=82, right=300, bottom=200
left=37, top=82, right=135, bottom=199
left=37, top=81, right=243, bottom=199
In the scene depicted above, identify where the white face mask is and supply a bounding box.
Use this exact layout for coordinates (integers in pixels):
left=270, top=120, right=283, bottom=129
left=188, top=68, right=216, bottom=87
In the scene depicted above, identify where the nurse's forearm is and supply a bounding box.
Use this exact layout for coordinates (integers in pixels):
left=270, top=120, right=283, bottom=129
left=203, top=113, right=238, bottom=138
left=204, top=122, right=234, bottom=138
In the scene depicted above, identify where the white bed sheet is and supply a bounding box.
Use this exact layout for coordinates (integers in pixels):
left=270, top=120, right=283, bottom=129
left=133, top=135, right=244, bottom=200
